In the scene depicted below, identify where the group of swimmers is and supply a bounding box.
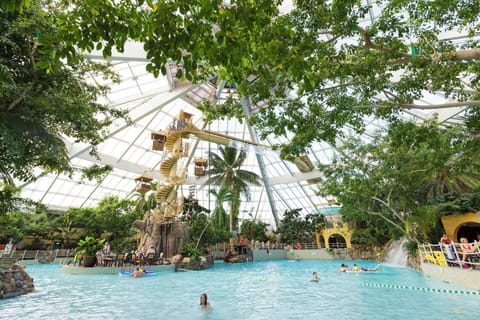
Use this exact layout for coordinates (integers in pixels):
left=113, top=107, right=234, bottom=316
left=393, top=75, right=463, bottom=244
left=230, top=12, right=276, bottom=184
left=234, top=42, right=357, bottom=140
left=310, top=263, right=379, bottom=281
left=141, top=265, right=382, bottom=314
left=340, top=263, right=379, bottom=272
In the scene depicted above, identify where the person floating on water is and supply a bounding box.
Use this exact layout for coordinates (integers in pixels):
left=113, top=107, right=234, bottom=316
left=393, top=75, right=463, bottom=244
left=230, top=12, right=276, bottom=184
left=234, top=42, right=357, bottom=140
left=132, top=267, right=144, bottom=278
left=200, top=293, right=211, bottom=310
left=311, top=272, right=319, bottom=282
left=350, top=263, right=379, bottom=272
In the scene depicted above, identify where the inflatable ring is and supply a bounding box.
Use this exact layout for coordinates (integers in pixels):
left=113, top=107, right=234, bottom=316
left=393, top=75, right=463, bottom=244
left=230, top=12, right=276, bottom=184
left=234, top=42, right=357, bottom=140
left=289, top=251, right=295, bottom=256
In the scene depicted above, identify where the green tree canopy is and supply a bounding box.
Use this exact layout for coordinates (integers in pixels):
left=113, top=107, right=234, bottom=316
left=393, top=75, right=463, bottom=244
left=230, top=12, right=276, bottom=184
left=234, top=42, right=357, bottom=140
left=318, top=120, right=480, bottom=244
left=240, top=215, right=269, bottom=242
left=0, top=2, right=126, bottom=185
left=4, top=0, right=476, bottom=159
left=2, top=1, right=480, bottom=241
left=62, top=196, right=141, bottom=250
left=277, top=208, right=322, bottom=244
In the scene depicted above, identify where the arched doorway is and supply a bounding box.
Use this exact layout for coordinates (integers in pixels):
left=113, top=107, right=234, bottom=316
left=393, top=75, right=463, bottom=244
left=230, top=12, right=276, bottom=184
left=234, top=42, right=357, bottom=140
left=441, top=212, right=480, bottom=242
left=456, top=222, right=480, bottom=242
left=328, top=234, right=346, bottom=249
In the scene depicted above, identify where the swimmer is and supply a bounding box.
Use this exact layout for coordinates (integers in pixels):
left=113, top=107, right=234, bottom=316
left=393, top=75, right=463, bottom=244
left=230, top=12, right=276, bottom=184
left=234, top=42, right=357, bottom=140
left=311, top=272, right=319, bottom=282
left=350, top=264, right=380, bottom=272
left=340, top=264, right=351, bottom=272
left=132, top=267, right=144, bottom=278
left=361, top=265, right=380, bottom=272
left=200, top=293, right=211, bottom=309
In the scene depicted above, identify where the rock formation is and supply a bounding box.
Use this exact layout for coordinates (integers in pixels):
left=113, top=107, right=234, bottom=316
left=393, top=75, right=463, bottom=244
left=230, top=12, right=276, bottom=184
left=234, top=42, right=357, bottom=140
left=0, top=264, right=35, bottom=299
left=134, top=208, right=189, bottom=260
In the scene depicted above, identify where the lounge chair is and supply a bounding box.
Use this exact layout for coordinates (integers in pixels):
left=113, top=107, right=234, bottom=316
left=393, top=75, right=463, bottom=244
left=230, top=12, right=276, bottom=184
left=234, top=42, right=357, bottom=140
left=114, top=253, right=125, bottom=267
left=124, top=253, right=138, bottom=266
left=144, top=253, right=157, bottom=265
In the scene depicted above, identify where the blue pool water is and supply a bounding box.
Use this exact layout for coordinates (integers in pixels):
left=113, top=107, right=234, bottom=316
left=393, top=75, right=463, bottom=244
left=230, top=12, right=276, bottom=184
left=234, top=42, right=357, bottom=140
left=1, top=260, right=479, bottom=320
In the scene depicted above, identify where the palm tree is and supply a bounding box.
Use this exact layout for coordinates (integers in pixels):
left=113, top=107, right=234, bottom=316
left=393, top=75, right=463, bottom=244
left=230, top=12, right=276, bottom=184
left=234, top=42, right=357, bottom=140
left=209, top=187, right=232, bottom=231
left=203, top=145, right=263, bottom=250
left=427, top=167, right=480, bottom=199
left=130, top=182, right=158, bottom=216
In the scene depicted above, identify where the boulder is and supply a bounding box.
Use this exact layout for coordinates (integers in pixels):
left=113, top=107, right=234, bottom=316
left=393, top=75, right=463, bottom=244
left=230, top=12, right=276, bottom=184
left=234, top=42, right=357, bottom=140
left=0, top=265, right=34, bottom=300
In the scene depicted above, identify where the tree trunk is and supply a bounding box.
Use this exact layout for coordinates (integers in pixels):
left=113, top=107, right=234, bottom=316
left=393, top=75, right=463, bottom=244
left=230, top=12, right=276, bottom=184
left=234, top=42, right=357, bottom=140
left=229, top=201, right=234, bottom=251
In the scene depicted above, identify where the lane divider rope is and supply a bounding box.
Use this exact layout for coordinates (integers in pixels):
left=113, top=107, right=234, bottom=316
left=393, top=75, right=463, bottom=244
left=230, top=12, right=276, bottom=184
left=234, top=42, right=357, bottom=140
left=361, top=282, right=480, bottom=295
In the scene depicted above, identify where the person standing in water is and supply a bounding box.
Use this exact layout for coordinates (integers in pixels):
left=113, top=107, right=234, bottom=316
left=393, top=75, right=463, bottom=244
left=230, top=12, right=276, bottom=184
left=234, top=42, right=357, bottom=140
left=200, top=293, right=211, bottom=309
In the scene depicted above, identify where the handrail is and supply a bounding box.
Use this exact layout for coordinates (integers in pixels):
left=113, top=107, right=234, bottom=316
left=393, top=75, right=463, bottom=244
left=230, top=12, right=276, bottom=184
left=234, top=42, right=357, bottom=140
left=206, top=242, right=350, bottom=259
left=418, top=241, right=480, bottom=270
left=1, top=249, right=76, bottom=262
left=208, top=242, right=329, bottom=252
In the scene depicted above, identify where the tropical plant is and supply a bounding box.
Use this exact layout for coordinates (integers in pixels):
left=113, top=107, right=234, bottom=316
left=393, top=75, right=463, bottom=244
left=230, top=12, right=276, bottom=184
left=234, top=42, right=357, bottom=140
left=24, top=211, right=56, bottom=244
left=318, top=120, right=480, bottom=244
left=189, top=213, right=213, bottom=248
left=0, top=1, right=126, bottom=191
left=130, top=181, right=158, bottom=216
left=276, top=208, right=320, bottom=244
left=434, top=189, right=480, bottom=215
left=240, top=219, right=268, bottom=243
left=180, top=195, right=210, bottom=224
left=0, top=211, right=27, bottom=243
left=209, top=187, right=235, bottom=232
left=406, top=205, right=441, bottom=243
left=305, top=212, right=326, bottom=234
left=76, top=236, right=105, bottom=256
left=3, top=1, right=479, bottom=184
left=65, top=196, right=141, bottom=250
left=203, top=146, right=262, bottom=242
left=25, top=1, right=479, bottom=160
left=180, top=243, right=203, bottom=259
left=0, top=0, right=30, bottom=12
left=80, top=164, right=114, bottom=183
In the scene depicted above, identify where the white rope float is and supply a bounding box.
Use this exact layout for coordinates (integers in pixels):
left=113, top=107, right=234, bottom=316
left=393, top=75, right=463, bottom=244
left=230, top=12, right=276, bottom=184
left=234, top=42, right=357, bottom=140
left=361, top=282, right=480, bottom=295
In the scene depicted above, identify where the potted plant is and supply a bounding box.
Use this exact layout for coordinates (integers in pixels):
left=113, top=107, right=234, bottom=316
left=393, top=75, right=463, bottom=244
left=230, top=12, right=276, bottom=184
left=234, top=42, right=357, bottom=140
left=76, top=236, right=105, bottom=267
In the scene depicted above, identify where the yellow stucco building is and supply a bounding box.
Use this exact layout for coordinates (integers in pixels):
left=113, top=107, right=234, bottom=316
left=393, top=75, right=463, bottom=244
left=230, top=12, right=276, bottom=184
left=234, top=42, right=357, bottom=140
left=315, top=206, right=353, bottom=249
left=441, top=211, right=480, bottom=242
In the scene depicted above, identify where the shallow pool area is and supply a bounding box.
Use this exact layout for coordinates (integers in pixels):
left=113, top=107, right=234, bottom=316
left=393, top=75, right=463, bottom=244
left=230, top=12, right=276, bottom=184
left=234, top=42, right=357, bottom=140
left=2, top=260, right=479, bottom=320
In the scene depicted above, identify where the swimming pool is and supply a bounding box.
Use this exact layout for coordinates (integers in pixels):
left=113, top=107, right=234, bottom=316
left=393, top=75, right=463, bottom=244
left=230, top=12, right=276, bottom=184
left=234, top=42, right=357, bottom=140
left=1, top=260, right=478, bottom=320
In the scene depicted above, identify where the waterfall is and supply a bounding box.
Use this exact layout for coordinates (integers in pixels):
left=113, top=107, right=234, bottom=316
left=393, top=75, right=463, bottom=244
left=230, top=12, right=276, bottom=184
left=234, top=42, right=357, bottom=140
left=385, top=238, right=408, bottom=266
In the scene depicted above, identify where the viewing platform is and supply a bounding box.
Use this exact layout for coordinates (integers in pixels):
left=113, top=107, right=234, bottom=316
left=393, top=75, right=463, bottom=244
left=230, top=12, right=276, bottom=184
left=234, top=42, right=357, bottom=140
left=418, top=241, right=480, bottom=290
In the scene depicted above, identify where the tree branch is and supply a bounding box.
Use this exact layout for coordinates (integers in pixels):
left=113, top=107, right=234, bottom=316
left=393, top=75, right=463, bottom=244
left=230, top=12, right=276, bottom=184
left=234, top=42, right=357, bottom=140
left=347, top=27, right=480, bottom=65
left=325, top=34, right=341, bottom=44
left=355, top=100, right=480, bottom=110
left=436, top=47, right=480, bottom=61
left=7, top=88, right=29, bottom=111
left=7, top=36, right=40, bottom=112
left=371, top=195, right=405, bottom=223
left=398, top=100, right=480, bottom=109
left=356, top=26, right=411, bottom=59
left=360, top=208, right=406, bottom=234
left=317, top=77, right=361, bottom=91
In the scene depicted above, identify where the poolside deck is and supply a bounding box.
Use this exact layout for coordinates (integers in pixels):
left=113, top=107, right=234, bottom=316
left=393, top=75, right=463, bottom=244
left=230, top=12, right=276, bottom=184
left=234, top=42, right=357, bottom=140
left=420, top=262, right=480, bottom=290
left=419, top=242, right=480, bottom=290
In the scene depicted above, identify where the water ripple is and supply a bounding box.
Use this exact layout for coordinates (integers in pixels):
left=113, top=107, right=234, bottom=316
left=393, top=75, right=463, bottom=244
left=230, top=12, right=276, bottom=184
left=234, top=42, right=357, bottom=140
left=1, top=261, right=478, bottom=320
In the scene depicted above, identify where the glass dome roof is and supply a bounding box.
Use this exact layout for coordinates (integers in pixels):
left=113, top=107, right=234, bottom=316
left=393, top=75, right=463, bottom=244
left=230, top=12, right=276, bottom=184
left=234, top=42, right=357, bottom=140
left=18, top=1, right=473, bottom=228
